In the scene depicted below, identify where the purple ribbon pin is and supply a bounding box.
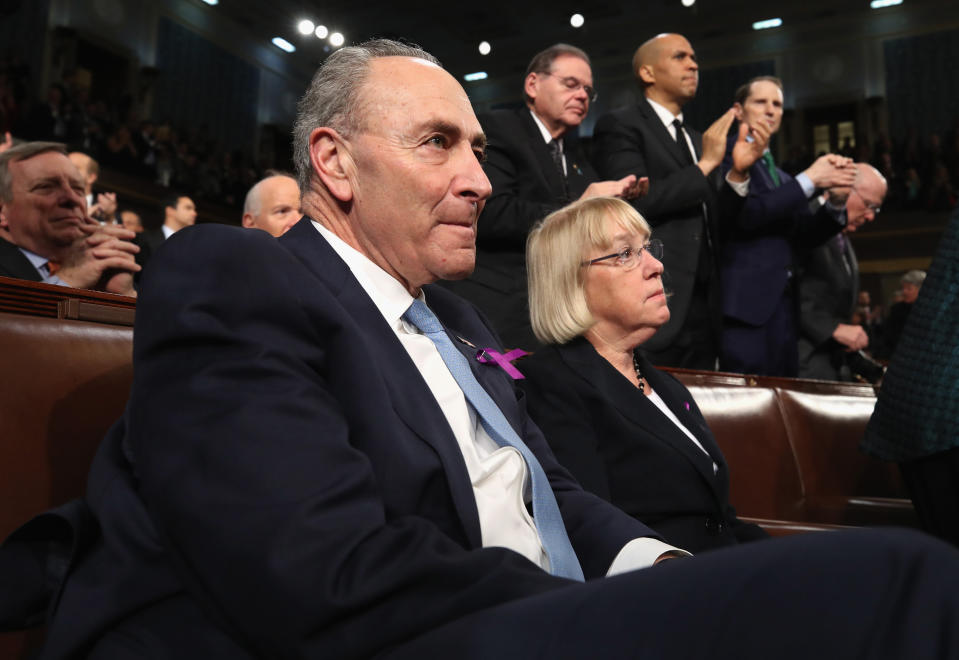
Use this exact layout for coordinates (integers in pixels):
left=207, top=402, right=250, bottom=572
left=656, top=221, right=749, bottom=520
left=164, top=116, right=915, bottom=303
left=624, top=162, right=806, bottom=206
left=684, top=401, right=691, bottom=411
left=476, top=348, right=529, bottom=380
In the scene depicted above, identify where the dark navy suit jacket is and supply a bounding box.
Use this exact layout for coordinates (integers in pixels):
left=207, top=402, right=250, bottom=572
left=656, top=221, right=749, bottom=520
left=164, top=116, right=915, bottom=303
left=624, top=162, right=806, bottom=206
left=719, top=133, right=843, bottom=328
left=40, top=219, right=652, bottom=659
left=519, top=338, right=766, bottom=554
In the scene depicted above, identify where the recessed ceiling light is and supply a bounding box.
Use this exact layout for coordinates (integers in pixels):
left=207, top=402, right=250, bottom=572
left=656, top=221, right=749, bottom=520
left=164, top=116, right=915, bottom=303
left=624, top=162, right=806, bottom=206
left=464, top=72, right=488, bottom=82
left=315, top=25, right=329, bottom=39
left=272, top=37, right=296, bottom=53
left=329, top=32, right=345, bottom=47
left=570, top=13, right=585, bottom=28
left=201, top=0, right=218, bottom=5
left=478, top=41, right=491, bottom=55
left=752, top=18, right=783, bottom=30
left=297, top=19, right=314, bottom=35
left=681, top=0, right=696, bottom=7
left=870, top=0, right=902, bottom=7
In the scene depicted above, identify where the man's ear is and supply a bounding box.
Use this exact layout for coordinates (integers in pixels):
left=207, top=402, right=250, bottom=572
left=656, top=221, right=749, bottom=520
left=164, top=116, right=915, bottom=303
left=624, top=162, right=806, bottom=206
left=523, top=73, right=540, bottom=105
left=637, top=64, right=655, bottom=86
left=0, top=201, right=9, bottom=231
left=732, top=102, right=744, bottom=122
left=309, top=127, right=354, bottom=203
left=241, top=213, right=254, bottom=228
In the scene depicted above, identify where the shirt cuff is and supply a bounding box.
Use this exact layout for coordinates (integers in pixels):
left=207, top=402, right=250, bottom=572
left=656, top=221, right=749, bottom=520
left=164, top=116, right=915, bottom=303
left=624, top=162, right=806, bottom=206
left=724, top=171, right=749, bottom=197
left=796, top=172, right=816, bottom=198
left=606, top=537, right=692, bottom=576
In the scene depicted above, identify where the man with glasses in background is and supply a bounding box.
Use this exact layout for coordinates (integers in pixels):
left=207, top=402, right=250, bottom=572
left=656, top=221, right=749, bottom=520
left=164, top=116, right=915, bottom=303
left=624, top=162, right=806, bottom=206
left=442, top=43, right=645, bottom=350
left=799, top=163, right=887, bottom=381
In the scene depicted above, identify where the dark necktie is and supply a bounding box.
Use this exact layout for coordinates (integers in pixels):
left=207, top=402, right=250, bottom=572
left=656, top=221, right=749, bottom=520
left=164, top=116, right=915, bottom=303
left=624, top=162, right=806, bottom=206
left=403, top=299, right=584, bottom=581
left=547, top=139, right=570, bottom=201
left=762, top=151, right=782, bottom=187
left=672, top=119, right=694, bottom=165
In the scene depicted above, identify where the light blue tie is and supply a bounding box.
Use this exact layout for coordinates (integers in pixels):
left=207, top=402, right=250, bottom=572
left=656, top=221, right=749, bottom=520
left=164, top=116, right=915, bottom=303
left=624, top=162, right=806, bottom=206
left=403, top=299, right=584, bottom=581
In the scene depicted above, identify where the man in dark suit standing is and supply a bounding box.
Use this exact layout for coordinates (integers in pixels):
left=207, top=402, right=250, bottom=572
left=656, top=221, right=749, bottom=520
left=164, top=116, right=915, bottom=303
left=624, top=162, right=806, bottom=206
left=592, top=34, right=766, bottom=369
left=38, top=39, right=959, bottom=660
left=719, top=76, right=855, bottom=376
left=443, top=44, right=643, bottom=350
left=137, top=193, right=196, bottom=272
left=799, top=164, right=887, bottom=380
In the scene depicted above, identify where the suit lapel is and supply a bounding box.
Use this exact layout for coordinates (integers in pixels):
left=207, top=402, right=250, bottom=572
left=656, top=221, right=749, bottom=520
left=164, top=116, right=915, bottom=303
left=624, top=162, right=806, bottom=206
left=638, top=98, right=695, bottom=170
left=279, top=219, right=483, bottom=547
left=517, top=109, right=569, bottom=202
left=0, top=237, right=43, bottom=281
left=560, top=339, right=725, bottom=495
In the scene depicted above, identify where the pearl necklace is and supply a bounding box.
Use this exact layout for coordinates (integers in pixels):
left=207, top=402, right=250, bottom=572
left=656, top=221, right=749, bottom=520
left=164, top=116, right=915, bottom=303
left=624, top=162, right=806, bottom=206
left=632, top=353, right=645, bottom=394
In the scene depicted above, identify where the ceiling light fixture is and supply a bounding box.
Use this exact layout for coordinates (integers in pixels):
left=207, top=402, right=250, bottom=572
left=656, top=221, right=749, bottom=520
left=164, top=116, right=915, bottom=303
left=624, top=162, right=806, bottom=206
left=870, top=0, right=902, bottom=7
left=681, top=0, right=696, bottom=7
left=315, top=25, right=329, bottom=39
left=297, top=19, right=315, bottom=35
left=478, top=41, right=491, bottom=55
left=201, top=0, right=218, bottom=5
left=752, top=18, right=783, bottom=30
left=570, top=13, right=585, bottom=27
left=272, top=37, right=296, bottom=53
left=464, top=72, right=488, bottom=82
left=329, top=32, right=345, bottom=47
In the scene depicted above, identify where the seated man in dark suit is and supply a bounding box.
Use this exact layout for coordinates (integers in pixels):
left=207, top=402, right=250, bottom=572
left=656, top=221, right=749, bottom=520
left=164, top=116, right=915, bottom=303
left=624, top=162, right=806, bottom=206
left=719, top=76, right=856, bottom=376
left=40, top=38, right=959, bottom=660
left=0, top=141, right=139, bottom=294
left=442, top=43, right=644, bottom=350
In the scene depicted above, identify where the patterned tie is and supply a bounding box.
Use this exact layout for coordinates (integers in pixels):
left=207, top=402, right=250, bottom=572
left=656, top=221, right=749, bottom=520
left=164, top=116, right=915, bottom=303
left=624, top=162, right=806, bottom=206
left=547, top=139, right=570, bottom=201
left=762, top=151, right=782, bottom=187
left=403, top=299, right=584, bottom=581
left=672, top=119, right=694, bottom=165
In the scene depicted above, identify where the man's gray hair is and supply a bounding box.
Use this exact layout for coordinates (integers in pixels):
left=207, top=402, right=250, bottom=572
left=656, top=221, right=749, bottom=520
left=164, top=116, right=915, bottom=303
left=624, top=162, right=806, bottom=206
left=292, top=39, right=440, bottom=193
left=0, top=141, right=67, bottom=202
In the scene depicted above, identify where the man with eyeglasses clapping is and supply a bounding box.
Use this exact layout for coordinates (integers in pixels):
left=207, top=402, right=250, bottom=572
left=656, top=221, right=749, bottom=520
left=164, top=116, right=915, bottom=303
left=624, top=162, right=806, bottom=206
left=442, top=44, right=646, bottom=351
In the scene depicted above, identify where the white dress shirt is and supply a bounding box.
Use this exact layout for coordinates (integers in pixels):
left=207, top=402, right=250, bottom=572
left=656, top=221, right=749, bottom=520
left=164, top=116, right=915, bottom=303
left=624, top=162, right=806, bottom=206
left=313, top=221, right=684, bottom=574
left=645, top=97, right=749, bottom=197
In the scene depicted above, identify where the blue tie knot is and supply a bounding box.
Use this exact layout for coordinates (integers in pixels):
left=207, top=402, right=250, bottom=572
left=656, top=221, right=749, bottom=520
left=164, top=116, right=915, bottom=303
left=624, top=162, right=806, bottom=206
left=403, top=299, right=444, bottom=335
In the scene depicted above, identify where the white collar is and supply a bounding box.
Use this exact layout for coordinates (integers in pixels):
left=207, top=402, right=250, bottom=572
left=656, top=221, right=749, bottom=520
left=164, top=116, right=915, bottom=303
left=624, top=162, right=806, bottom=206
left=311, top=221, right=421, bottom=331
left=646, top=97, right=684, bottom=131
left=528, top=109, right=561, bottom=147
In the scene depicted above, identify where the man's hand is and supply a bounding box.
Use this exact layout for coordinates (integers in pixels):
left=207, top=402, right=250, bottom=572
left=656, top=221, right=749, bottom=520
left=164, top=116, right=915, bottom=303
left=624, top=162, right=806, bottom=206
left=90, top=192, right=118, bottom=223
left=57, top=223, right=140, bottom=296
left=803, top=154, right=856, bottom=189
left=833, top=323, right=869, bottom=351
left=728, top=119, right=772, bottom=182
left=580, top=174, right=649, bottom=201
left=697, top=107, right=737, bottom=177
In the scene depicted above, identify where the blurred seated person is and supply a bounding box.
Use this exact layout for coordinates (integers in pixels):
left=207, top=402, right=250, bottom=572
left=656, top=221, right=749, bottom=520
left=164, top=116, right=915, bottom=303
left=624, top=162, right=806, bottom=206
left=877, top=269, right=926, bottom=360
left=0, top=141, right=139, bottom=294
left=119, top=209, right=143, bottom=234
left=241, top=172, right=301, bottom=237
left=519, top=197, right=767, bottom=553
left=68, top=151, right=117, bottom=224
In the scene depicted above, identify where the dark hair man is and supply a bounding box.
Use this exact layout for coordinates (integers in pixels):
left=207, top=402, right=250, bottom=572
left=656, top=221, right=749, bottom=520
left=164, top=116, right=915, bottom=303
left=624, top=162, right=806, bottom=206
left=39, top=38, right=959, bottom=660
left=592, top=33, right=770, bottom=370
left=442, top=43, right=645, bottom=350
left=719, top=75, right=856, bottom=376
